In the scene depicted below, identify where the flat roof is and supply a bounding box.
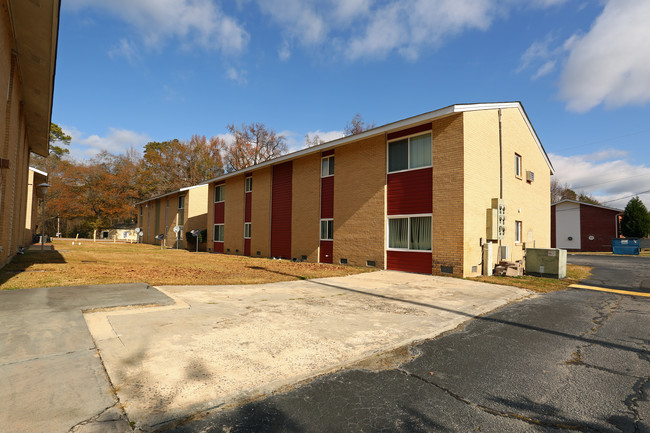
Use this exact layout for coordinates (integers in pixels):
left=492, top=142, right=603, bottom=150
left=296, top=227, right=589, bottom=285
left=552, top=199, right=622, bottom=213
left=201, top=101, right=554, bottom=186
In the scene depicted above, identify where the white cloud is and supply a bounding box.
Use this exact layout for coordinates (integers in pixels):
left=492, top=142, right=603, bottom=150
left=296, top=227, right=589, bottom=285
left=108, top=38, right=140, bottom=64
left=226, top=67, right=248, bottom=84
left=304, top=130, right=345, bottom=146
left=560, top=0, right=650, bottom=112
left=67, top=0, right=248, bottom=53
left=65, top=126, right=151, bottom=158
left=550, top=149, right=650, bottom=208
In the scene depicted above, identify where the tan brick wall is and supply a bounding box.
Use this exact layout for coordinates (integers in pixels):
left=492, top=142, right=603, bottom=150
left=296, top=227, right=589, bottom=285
left=432, top=114, right=465, bottom=277
left=462, top=110, right=501, bottom=276
left=500, top=107, right=552, bottom=259
left=185, top=185, right=208, bottom=251
left=291, top=154, right=320, bottom=262
left=224, top=174, right=245, bottom=254
left=333, top=135, right=386, bottom=268
left=251, top=167, right=272, bottom=257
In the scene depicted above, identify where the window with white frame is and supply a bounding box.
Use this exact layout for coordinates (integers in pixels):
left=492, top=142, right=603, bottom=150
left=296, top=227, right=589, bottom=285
left=244, top=222, right=251, bottom=239
left=388, top=215, right=432, bottom=251
left=178, top=195, right=185, bottom=209
left=245, top=177, right=252, bottom=192
left=214, top=224, right=224, bottom=242
left=388, top=132, right=432, bottom=173
left=515, top=153, right=522, bottom=177
left=320, top=219, right=333, bottom=240
left=515, top=220, right=522, bottom=243
left=321, top=156, right=334, bottom=177
left=214, top=185, right=224, bottom=202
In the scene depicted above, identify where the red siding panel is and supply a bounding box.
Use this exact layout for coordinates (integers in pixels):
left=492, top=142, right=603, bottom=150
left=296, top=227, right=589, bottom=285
left=320, top=176, right=334, bottom=219
left=319, top=240, right=333, bottom=263
left=214, top=202, right=224, bottom=224
left=387, top=251, right=432, bottom=274
left=271, top=161, right=293, bottom=259
left=551, top=205, right=556, bottom=248
left=213, top=242, right=224, bottom=253
left=387, top=167, right=433, bottom=215
left=579, top=205, right=620, bottom=252
left=245, top=192, right=252, bottom=222
left=244, top=238, right=251, bottom=256
left=387, top=123, right=432, bottom=141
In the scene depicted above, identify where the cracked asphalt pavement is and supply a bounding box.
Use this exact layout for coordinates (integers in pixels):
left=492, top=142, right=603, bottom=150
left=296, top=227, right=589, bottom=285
left=170, top=256, right=650, bottom=433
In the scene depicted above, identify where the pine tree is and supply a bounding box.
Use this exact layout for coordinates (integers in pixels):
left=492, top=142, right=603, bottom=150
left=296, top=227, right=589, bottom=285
left=620, top=197, right=650, bottom=238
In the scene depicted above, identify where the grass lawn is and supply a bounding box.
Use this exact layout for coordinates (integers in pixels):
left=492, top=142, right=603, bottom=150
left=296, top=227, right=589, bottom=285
left=0, top=239, right=370, bottom=290
left=471, top=264, right=592, bottom=293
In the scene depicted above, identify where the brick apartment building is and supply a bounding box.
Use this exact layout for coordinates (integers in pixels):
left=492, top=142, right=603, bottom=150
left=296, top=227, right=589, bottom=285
left=551, top=199, right=622, bottom=252
left=0, top=0, right=59, bottom=267
left=136, top=184, right=209, bottom=250
left=202, top=102, right=554, bottom=277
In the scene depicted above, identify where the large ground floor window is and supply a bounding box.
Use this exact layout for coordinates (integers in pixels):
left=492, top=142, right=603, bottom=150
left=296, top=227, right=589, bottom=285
left=388, top=215, right=431, bottom=251
left=214, top=224, right=224, bottom=242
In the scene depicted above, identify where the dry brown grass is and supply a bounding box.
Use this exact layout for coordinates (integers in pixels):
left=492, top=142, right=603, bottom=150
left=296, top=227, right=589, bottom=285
left=0, top=239, right=370, bottom=290
left=471, top=264, right=592, bottom=293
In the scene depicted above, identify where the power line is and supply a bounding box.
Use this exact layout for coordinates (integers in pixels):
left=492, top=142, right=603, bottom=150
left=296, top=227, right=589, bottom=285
left=572, top=172, right=650, bottom=190
left=560, top=127, right=650, bottom=151
left=600, top=190, right=650, bottom=205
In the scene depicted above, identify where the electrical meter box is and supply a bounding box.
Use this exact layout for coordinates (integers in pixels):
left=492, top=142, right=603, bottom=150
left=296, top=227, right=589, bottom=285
left=525, top=248, right=567, bottom=279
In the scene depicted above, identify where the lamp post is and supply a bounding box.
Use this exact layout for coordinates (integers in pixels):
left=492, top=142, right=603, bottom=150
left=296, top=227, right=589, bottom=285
left=38, top=183, right=50, bottom=251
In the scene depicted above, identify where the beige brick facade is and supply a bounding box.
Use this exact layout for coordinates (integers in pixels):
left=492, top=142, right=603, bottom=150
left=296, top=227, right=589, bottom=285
left=333, top=135, right=386, bottom=268
left=291, top=154, right=321, bottom=262
left=224, top=175, right=245, bottom=254
left=1, top=0, right=58, bottom=268
left=432, top=114, right=465, bottom=277
left=199, top=103, right=552, bottom=278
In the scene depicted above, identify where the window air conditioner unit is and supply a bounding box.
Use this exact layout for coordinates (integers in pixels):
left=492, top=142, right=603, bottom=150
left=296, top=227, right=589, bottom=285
left=526, top=170, right=534, bottom=182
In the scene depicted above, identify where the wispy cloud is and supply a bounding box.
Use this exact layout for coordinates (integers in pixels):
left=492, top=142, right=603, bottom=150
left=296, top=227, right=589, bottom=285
left=108, top=38, right=140, bottom=64
left=66, top=0, right=249, bottom=53
left=65, top=126, right=151, bottom=158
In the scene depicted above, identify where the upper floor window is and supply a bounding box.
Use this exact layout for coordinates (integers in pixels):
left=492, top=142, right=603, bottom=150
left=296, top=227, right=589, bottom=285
left=245, top=177, right=252, bottom=192
left=214, top=185, right=224, bottom=203
left=388, top=133, right=432, bottom=173
left=321, top=156, right=334, bottom=177
left=515, top=153, right=522, bottom=177
left=178, top=195, right=185, bottom=209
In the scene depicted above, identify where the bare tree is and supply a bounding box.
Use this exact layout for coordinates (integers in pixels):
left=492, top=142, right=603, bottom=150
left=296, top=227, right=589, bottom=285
left=305, top=133, right=324, bottom=147
left=223, top=123, right=288, bottom=172
left=344, top=113, right=375, bottom=136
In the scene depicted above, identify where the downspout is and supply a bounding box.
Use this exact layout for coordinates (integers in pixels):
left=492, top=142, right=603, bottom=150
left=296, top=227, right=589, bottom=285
left=498, top=109, right=503, bottom=262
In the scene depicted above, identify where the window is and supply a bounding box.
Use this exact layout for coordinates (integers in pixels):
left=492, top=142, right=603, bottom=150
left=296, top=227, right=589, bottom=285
left=245, top=177, right=252, bottom=192
left=515, top=220, right=522, bottom=243
left=320, top=219, right=333, bottom=240
left=244, top=222, right=251, bottom=239
left=515, top=153, right=522, bottom=177
left=178, top=195, right=185, bottom=209
left=388, top=133, right=432, bottom=173
left=388, top=215, right=432, bottom=251
left=214, top=224, right=224, bottom=242
left=321, top=156, right=334, bottom=177
left=139, top=206, right=143, bottom=217
left=214, top=185, right=224, bottom=203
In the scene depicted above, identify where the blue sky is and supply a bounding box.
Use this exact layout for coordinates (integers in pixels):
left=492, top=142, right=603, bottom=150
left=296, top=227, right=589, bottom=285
left=52, top=0, right=650, bottom=209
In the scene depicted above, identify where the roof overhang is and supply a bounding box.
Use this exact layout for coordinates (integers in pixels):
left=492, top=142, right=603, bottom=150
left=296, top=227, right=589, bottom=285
left=552, top=199, right=622, bottom=213
left=201, top=101, right=554, bottom=185
left=7, top=0, right=60, bottom=157
left=134, top=184, right=208, bottom=206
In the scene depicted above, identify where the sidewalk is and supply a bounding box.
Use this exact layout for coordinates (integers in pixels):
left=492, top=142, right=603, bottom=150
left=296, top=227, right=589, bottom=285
left=0, top=272, right=531, bottom=432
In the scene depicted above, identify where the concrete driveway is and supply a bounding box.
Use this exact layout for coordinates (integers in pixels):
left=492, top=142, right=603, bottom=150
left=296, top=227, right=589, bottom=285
left=1, top=271, right=531, bottom=432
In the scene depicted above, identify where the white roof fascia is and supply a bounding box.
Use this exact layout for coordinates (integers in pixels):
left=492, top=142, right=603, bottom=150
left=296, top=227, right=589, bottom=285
left=135, top=184, right=205, bottom=206
left=201, top=101, right=554, bottom=183
left=29, top=166, right=48, bottom=176
left=552, top=199, right=623, bottom=213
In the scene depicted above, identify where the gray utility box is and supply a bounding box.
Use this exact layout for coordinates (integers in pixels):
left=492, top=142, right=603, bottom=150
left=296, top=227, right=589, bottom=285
left=525, top=248, right=567, bottom=279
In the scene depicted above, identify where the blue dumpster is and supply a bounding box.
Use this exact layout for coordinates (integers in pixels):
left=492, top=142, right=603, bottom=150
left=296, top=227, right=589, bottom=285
left=612, top=239, right=640, bottom=255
